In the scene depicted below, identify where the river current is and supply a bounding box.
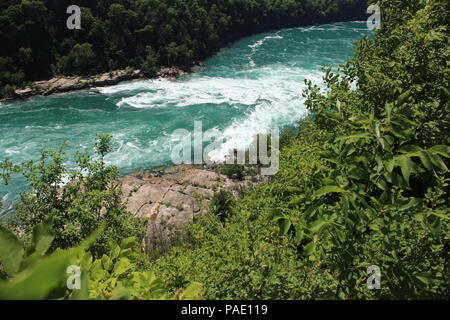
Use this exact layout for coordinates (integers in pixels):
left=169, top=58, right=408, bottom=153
left=0, top=21, right=372, bottom=216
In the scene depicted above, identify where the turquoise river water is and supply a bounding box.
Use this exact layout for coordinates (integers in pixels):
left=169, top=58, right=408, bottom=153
left=0, top=21, right=372, bottom=216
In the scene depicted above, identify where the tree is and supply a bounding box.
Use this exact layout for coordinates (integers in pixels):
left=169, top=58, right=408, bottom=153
left=3, top=135, right=146, bottom=256
left=142, top=46, right=158, bottom=76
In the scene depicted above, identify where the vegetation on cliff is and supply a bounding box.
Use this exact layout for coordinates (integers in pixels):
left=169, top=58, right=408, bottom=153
left=148, top=0, right=450, bottom=299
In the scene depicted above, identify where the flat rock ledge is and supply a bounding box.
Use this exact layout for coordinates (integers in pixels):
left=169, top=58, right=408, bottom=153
left=10, top=69, right=145, bottom=100
left=4, top=66, right=193, bottom=101
left=121, top=164, right=265, bottom=247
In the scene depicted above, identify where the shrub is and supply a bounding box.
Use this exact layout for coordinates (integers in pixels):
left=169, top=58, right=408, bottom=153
left=1, top=84, right=15, bottom=98
left=1, top=135, right=146, bottom=257
left=218, top=164, right=245, bottom=180
left=209, top=190, right=236, bottom=222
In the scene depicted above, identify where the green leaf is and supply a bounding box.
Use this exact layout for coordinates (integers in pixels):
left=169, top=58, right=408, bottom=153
left=324, top=111, right=343, bottom=122
left=418, top=151, right=433, bottom=171
left=286, top=186, right=303, bottom=193
left=397, top=156, right=414, bottom=185
left=101, top=255, right=113, bottom=271
left=304, top=241, right=316, bottom=256
left=348, top=166, right=368, bottom=181
left=429, top=153, right=448, bottom=171
left=375, top=178, right=388, bottom=191
left=120, top=237, right=137, bottom=250
left=385, top=159, right=395, bottom=173
left=399, top=145, right=422, bottom=154
left=110, top=285, right=131, bottom=300
left=179, top=282, right=203, bottom=300
left=396, top=89, right=411, bottom=106
left=295, top=228, right=305, bottom=243
left=31, top=222, right=54, bottom=257
left=0, top=228, right=101, bottom=299
left=428, top=145, right=450, bottom=158
left=415, top=272, right=438, bottom=285
left=314, top=186, right=347, bottom=198
left=427, top=211, right=450, bottom=221
left=309, top=219, right=327, bottom=233
left=390, top=127, right=407, bottom=140
left=391, top=171, right=408, bottom=189
left=398, top=198, right=422, bottom=211
left=384, top=102, right=393, bottom=121
left=0, top=224, right=24, bottom=275
left=279, top=219, right=292, bottom=236
left=113, top=258, right=132, bottom=276
left=110, top=243, right=121, bottom=260
left=0, top=248, right=75, bottom=300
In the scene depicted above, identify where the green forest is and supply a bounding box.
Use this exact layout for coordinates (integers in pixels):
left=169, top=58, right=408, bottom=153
left=0, top=0, right=449, bottom=300
left=0, top=0, right=365, bottom=97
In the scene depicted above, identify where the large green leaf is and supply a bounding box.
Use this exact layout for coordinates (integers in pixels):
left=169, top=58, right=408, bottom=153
left=0, top=249, right=74, bottom=300
left=0, top=226, right=102, bottom=299
left=397, top=156, right=414, bottom=185
left=113, top=258, right=132, bottom=276
left=309, top=219, right=327, bottom=233
left=0, top=224, right=24, bottom=276
left=314, top=186, right=348, bottom=198
left=279, top=219, right=292, bottom=236
left=396, top=89, right=411, bottom=106
left=31, top=222, right=54, bottom=257
left=428, top=145, right=450, bottom=158
left=179, top=282, right=203, bottom=300
left=429, top=153, right=448, bottom=171
left=418, top=151, right=433, bottom=171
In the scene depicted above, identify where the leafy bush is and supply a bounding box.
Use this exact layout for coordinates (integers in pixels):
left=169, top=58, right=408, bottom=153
left=1, top=135, right=146, bottom=257
left=149, top=0, right=450, bottom=300
left=0, top=84, right=15, bottom=98
left=209, top=190, right=236, bottom=222
left=218, top=164, right=245, bottom=180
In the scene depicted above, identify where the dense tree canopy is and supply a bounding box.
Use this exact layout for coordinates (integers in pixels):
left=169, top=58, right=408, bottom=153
left=0, top=0, right=366, bottom=96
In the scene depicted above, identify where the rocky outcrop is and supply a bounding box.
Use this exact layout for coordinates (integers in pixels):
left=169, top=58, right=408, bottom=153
left=6, top=69, right=145, bottom=100
left=156, top=67, right=189, bottom=78
left=3, top=66, right=192, bottom=101
left=120, top=164, right=265, bottom=248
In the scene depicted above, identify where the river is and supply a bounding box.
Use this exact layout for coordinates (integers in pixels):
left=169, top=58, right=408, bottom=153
left=0, top=21, right=372, bottom=216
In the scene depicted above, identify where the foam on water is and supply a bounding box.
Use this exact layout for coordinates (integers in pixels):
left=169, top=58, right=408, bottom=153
left=0, top=22, right=372, bottom=217
left=248, top=32, right=284, bottom=66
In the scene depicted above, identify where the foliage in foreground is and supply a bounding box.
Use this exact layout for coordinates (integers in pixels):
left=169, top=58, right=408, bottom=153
left=0, top=221, right=201, bottom=300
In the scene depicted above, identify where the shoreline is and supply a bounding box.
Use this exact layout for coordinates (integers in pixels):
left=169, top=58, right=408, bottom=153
left=1, top=18, right=366, bottom=103
left=0, top=65, right=198, bottom=103
left=0, top=19, right=366, bottom=104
